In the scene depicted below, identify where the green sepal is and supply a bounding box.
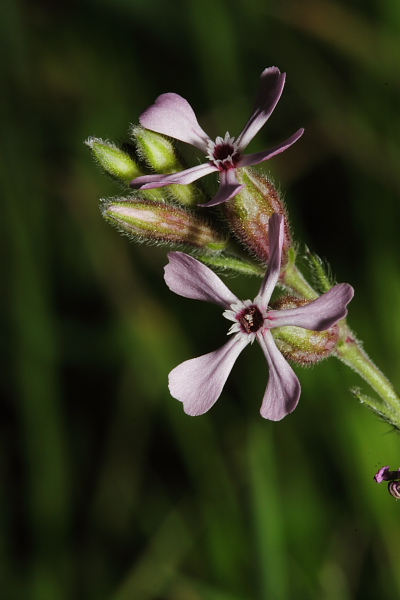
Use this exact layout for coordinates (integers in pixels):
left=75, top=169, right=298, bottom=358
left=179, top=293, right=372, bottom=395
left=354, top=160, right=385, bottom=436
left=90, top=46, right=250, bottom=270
left=351, top=387, right=400, bottom=431
left=304, top=247, right=334, bottom=294
left=222, top=168, right=292, bottom=266
left=131, top=126, right=206, bottom=206
left=101, top=197, right=228, bottom=251
left=195, top=251, right=265, bottom=277
left=85, top=137, right=141, bottom=185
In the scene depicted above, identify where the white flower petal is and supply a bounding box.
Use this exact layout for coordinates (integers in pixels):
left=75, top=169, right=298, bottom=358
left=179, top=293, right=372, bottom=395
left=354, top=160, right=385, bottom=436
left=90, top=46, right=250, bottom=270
left=268, top=283, right=354, bottom=331
left=169, top=336, right=249, bottom=415
left=256, top=213, right=284, bottom=306
left=198, top=169, right=245, bottom=207
left=130, top=162, right=217, bottom=190
left=164, top=252, right=239, bottom=308
left=140, top=93, right=210, bottom=152
left=257, top=331, right=301, bottom=421
left=238, top=129, right=304, bottom=168
left=236, top=67, right=286, bottom=151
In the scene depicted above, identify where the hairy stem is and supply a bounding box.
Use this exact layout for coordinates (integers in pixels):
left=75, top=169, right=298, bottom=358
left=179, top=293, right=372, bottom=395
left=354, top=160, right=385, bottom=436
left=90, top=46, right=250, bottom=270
left=280, top=262, right=318, bottom=300
left=335, top=322, right=400, bottom=429
left=282, top=258, right=400, bottom=430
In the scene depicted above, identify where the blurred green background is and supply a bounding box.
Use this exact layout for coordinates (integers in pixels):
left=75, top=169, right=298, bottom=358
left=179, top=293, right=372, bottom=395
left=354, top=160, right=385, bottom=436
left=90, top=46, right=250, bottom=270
left=2, top=0, right=400, bottom=598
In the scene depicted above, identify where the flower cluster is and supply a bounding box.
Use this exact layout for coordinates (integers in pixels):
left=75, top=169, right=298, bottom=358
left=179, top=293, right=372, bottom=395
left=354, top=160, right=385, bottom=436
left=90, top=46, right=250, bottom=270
left=87, top=66, right=357, bottom=423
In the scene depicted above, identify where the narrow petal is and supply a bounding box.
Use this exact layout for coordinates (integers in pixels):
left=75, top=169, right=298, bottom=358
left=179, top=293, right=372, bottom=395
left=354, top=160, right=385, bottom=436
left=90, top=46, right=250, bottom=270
left=235, top=67, right=286, bottom=151
left=130, top=162, right=217, bottom=190
left=169, top=336, right=249, bottom=416
left=140, top=93, right=210, bottom=152
left=256, top=213, right=284, bottom=306
left=258, top=331, right=301, bottom=421
left=238, top=128, right=304, bottom=168
left=165, top=252, right=239, bottom=308
left=198, top=169, right=245, bottom=207
left=268, top=283, right=354, bottom=331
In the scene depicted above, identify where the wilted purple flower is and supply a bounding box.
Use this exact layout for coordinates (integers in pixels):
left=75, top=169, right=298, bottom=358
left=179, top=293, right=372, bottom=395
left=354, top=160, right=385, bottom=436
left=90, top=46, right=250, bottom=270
left=164, top=214, right=354, bottom=420
left=374, top=466, right=400, bottom=499
left=374, top=466, right=400, bottom=483
left=131, top=67, right=304, bottom=207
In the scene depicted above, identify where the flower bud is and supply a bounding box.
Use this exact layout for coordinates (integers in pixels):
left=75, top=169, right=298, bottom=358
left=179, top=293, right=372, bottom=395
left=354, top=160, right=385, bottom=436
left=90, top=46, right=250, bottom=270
left=101, top=198, right=227, bottom=250
left=270, top=295, right=340, bottom=365
left=85, top=137, right=142, bottom=185
left=131, top=126, right=206, bottom=206
left=221, top=168, right=292, bottom=266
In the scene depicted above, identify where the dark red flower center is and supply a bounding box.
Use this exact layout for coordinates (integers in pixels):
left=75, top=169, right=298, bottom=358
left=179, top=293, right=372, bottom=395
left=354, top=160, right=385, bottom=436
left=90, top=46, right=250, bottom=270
left=212, top=142, right=238, bottom=170
left=238, top=305, right=264, bottom=334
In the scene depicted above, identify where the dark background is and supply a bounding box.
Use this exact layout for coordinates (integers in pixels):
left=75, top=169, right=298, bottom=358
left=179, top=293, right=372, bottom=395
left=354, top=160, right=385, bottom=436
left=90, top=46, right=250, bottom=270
left=2, top=0, right=400, bottom=598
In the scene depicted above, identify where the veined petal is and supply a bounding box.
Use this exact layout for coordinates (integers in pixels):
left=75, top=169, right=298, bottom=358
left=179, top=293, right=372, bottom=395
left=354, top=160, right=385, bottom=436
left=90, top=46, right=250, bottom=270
left=238, top=128, right=304, bottom=168
left=198, top=169, right=245, bottom=207
left=258, top=330, right=301, bottom=421
left=130, top=162, right=217, bottom=190
left=165, top=252, right=239, bottom=308
left=169, top=336, right=249, bottom=416
left=140, top=93, right=210, bottom=152
left=268, top=283, right=354, bottom=331
left=236, top=67, right=286, bottom=151
left=256, top=213, right=284, bottom=306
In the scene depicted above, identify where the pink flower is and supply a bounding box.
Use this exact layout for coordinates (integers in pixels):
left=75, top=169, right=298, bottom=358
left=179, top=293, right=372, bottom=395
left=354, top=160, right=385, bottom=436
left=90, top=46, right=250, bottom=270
left=130, top=67, right=304, bottom=207
left=164, top=214, right=354, bottom=420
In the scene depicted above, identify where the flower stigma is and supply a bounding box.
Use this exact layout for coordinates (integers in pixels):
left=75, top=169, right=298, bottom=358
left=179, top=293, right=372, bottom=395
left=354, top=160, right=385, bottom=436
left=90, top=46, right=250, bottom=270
left=238, top=305, right=264, bottom=334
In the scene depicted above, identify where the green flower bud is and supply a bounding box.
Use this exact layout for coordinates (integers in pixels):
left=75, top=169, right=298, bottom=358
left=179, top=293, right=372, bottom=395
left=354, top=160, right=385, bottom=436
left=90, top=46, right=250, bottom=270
left=85, top=137, right=141, bottom=185
left=195, top=252, right=265, bottom=276
left=221, top=168, right=292, bottom=266
left=132, top=126, right=205, bottom=206
left=102, top=198, right=227, bottom=250
left=304, top=248, right=334, bottom=294
left=271, top=295, right=340, bottom=365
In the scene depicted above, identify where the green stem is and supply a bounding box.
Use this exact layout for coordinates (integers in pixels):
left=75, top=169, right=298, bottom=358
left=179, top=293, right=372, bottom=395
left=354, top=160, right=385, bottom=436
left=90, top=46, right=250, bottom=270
left=334, top=322, right=400, bottom=429
left=280, top=262, right=318, bottom=301
left=282, top=258, right=400, bottom=430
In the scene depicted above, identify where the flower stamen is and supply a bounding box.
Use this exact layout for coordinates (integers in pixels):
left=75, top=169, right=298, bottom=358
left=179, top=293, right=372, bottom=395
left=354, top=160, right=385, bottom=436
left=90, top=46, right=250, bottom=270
left=206, top=133, right=240, bottom=171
